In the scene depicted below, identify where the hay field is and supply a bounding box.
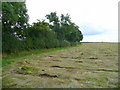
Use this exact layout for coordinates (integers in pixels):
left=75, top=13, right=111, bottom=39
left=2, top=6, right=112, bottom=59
left=2, top=43, right=118, bottom=88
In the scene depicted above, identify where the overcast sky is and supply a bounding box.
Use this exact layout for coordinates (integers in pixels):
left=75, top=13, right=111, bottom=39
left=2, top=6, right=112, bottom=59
left=26, top=0, right=119, bottom=42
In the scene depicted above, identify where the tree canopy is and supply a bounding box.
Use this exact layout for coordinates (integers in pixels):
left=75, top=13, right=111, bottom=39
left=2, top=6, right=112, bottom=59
left=2, top=2, right=29, bottom=52
left=2, top=2, right=83, bottom=53
left=46, top=12, right=83, bottom=42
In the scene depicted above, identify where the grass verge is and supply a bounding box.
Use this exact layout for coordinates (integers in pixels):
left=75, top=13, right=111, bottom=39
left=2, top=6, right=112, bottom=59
left=1, top=44, right=81, bottom=66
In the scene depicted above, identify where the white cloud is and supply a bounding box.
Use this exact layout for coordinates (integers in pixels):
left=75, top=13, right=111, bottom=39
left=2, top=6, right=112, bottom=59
left=25, top=0, right=119, bottom=42
left=79, top=23, right=107, bottom=35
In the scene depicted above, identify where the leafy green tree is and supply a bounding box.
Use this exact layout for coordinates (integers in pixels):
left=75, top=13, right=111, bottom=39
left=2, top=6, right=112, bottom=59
left=65, top=22, right=83, bottom=42
left=25, top=20, right=59, bottom=49
left=60, top=14, right=71, bottom=25
left=46, top=12, right=62, bottom=40
left=2, top=2, right=28, bottom=35
left=46, top=12, right=64, bottom=41
left=46, top=12, right=59, bottom=25
left=60, top=13, right=83, bottom=43
left=2, top=3, right=83, bottom=53
left=2, top=2, right=29, bottom=52
left=46, top=12, right=83, bottom=46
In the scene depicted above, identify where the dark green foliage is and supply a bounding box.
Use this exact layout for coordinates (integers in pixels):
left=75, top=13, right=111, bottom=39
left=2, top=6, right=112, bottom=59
left=2, top=2, right=83, bottom=54
left=2, top=2, right=28, bottom=35
left=2, top=59, right=14, bottom=66
left=25, top=21, right=60, bottom=49
left=46, top=12, right=59, bottom=25
left=2, top=2, right=28, bottom=53
left=46, top=12, right=83, bottom=43
left=2, top=32, right=23, bottom=53
left=59, top=40, right=70, bottom=47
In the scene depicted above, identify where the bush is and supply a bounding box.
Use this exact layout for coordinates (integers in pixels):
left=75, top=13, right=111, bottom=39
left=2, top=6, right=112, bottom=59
left=2, top=32, right=23, bottom=53
left=59, top=40, right=70, bottom=47
left=63, top=40, right=70, bottom=47
left=70, top=42, right=77, bottom=46
left=23, top=38, right=33, bottom=50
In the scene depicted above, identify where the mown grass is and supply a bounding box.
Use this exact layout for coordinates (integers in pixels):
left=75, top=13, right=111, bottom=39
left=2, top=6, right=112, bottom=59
left=16, top=65, right=39, bottom=75
left=1, top=43, right=82, bottom=66
left=2, top=43, right=118, bottom=88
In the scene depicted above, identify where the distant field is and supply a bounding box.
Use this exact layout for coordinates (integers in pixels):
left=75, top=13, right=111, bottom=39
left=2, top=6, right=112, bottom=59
left=2, top=43, right=118, bottom=88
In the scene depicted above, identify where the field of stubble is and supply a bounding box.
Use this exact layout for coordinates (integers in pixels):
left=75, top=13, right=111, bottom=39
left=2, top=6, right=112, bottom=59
left=2, top=43, right=118, bottom=88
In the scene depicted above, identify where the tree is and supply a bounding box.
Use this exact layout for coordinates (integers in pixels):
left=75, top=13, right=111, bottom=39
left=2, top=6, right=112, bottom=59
left=46, top=12, right=59, bottom=25
left=60, top=13, right=83, bottom=43
left=2, top=4, right=83, bottom=53
left=25, top=20, right=59, bottom=49
left=60, top=14, right=71, bottom=25
left=2, top=2, right=29, bottom=52
left=45, top=12, right=83, bottom=44
left=65, top=22, right=83, bottom=42
left=46, top=12, right=60, bottom=34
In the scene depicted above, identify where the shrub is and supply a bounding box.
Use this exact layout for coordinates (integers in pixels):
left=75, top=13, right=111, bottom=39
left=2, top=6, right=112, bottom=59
left=70, top=42, right=77, bottom=46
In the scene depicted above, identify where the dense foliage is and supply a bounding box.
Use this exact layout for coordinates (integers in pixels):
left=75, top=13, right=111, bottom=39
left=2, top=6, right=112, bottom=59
left=2, top=2, right=28, bottom=53
left=2, top=2, right=83, bottom=53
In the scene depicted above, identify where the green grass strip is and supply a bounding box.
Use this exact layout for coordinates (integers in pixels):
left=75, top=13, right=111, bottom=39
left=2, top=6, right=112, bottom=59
left=2, top=44, right=82, bottom=66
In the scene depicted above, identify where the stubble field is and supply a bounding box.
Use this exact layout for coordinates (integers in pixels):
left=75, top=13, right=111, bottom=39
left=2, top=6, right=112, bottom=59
left=2, top=43, right=119, bottom=88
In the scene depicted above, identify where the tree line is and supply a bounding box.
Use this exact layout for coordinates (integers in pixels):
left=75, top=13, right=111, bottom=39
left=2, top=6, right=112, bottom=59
left=2, top=2, right=83, bottom=53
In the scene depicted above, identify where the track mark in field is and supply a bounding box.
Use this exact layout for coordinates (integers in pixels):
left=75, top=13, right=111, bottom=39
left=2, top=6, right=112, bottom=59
left=85, top=68, right=119, bottom=72
left=38, top=73, right=58, bottom=78
left=51, top=65, right=79, bottom=69
left=48, top=55, right=58, bottom=57
left=51, top=65, right=118, bottom=72
left=60, top=56, right=69, bottom=58
left=88, top=56, right=98, bottom=59
left=75, top=61, right=83, bottom=63
left=94, top=69, right=119, bottom=72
